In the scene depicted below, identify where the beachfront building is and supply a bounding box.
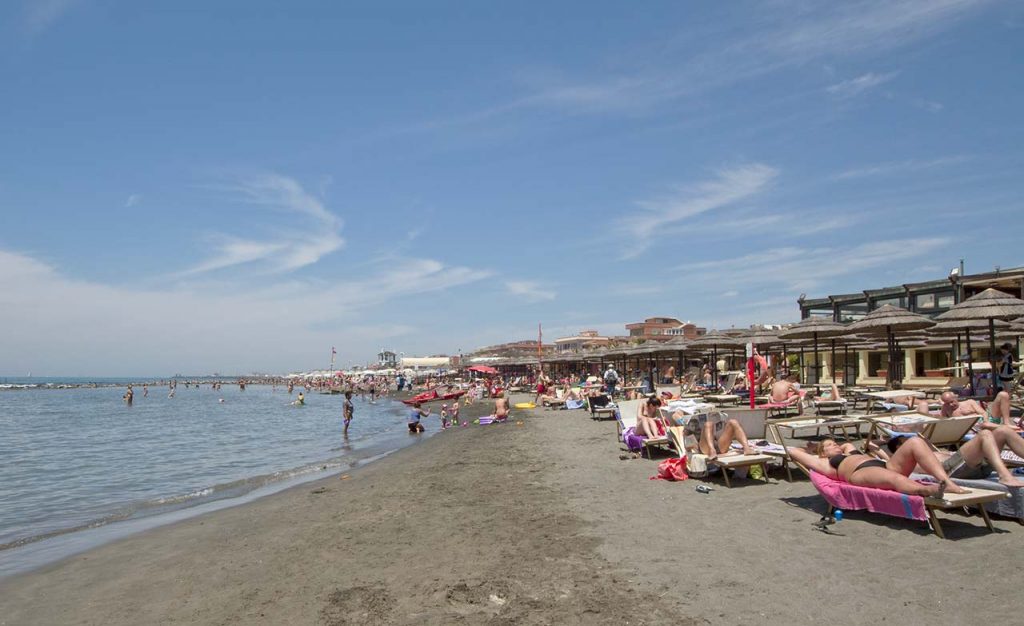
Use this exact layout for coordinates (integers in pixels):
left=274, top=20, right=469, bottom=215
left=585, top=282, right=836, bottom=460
left=554, top=330, right=610, bottom=353
left=400, top=356, right=450, bottom=372
left=796, top=264, right=1024, bottom=385
left=377, top=350, right=397, bottom=368
left=623, top=318, right=708, bottom=343
left=625, top=317, right=683, bottom=340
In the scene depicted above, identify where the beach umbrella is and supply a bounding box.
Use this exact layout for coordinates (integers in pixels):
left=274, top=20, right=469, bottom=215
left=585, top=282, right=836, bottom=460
left=847, top=305, right=935, bottom=388
left=778, top=318, right=847, bottom=384
left=935, top=288, right=1024, bottom=356
left=687, top=332, right=745, bottom=387
left=929, top=317, right=1012, bottom=391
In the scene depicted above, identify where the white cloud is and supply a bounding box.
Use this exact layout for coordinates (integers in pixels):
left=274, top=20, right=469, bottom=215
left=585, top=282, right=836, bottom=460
left=24, top=0, right=80, bottom=34
left=443, top=1, right=992, bottom=119
left=180, top=174, right=345, bottom=276
left=621, top=164, right=778, bottom=258
left=124, top=194, right=141, bottom=208
left=831, top=155, right=971, bottom=180
left=685, top=237, right=949, bottom=292
left=825, top=71, right=899, bottom=98
left=505, top=280, right=557, bottom=303
left=722, top=290, right=739, bottom=298
left=0, top=249, right=491, bottom=375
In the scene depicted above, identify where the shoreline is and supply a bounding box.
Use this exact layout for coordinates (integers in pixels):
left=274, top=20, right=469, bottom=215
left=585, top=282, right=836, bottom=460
left=2, top=396, right=1022, bottom=624
left=0, top=391, right=458, bottom=577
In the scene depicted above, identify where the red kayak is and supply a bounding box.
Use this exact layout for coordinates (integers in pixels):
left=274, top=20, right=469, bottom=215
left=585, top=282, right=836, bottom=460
left=402, top=389, right=466, bottom=405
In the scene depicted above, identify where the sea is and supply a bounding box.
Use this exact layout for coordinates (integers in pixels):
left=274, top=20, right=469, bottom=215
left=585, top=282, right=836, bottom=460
left=0, top=379, right=428, bottom=577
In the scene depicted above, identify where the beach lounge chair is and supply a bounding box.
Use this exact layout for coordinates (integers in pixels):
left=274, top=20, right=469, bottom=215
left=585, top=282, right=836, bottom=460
left=865, top=413, right=980, bottom=451
left=791, top=458, right=1008, bottom=538
left=588, top=394, right=616, bottom=420
left=665, top=410, right=773, bottom=486
left=615, top=399, right=672, bottom=458
left=542, top=388, right=567, bottom=409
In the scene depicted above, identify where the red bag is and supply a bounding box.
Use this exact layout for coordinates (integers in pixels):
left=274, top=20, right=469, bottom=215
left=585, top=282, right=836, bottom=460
left=650, top=456, right=688, bottom=481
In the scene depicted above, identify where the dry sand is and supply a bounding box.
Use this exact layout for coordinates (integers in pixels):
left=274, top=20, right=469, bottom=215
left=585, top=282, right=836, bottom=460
left=2, top=395, right=1022, bottom=625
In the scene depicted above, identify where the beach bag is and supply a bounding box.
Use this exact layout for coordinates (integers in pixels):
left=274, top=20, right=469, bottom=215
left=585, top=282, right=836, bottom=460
left=686, top=453, right=709, bottom=477
left=651, top=457, right=688, bottom=481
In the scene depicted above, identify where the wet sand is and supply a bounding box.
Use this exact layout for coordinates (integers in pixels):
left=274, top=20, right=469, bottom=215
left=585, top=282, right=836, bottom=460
left=2, top=396, right=1022, bottom=625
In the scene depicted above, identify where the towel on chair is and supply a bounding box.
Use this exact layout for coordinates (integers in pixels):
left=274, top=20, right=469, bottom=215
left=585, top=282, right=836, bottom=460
left=809, top=471, right=926, bottom=521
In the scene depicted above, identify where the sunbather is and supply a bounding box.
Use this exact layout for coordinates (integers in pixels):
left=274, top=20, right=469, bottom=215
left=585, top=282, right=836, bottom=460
left=636, top=396, right=664, bottom=439
left=919, top=391, right=1013, bottom=427
left=871, top=425, right=1024, bottom=488
left=818, top=384, right=844, bottom=402
left=770, top=374, right=803, bottom=410
left=700, top=416, right=755, bottom=459
left=789, top=438, right=966, bottom=497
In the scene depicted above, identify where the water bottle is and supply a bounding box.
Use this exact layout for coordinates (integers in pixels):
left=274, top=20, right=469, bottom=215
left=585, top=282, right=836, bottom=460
left=833, top=509, right=843, bottom=522
left=696, top=485, right=713, bottom=494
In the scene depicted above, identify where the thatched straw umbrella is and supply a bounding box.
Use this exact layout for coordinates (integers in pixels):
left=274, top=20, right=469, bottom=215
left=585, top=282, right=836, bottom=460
left=847, top=305, right=935, bottom=388
left=687, top=332, right=745, bottom=387
left=935, top=288, right=1024, bottom=372
left=929, top=317, right=1012, bottom=390
left=778, top=318, right=847, bottom=384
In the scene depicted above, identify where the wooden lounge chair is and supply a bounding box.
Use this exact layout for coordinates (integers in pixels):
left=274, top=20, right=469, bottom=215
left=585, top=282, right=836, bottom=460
left=615, top=399, right=671, bottom=457
left=865, top=413, right=980, bottom=451
left=793, top=458, right=1008, bottom=538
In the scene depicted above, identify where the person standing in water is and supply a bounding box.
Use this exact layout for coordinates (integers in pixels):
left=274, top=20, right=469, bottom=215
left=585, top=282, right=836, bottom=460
left=343, top=391, right=354, bottom=437
left=123, top=385, right=134, bottom=406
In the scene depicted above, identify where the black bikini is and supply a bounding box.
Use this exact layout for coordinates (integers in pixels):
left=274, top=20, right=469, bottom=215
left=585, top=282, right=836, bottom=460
left=829, top=453, right=887, bottom=473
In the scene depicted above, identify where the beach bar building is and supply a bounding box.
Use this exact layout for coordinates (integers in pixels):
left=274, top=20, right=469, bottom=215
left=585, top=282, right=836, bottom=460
left=796, top=265, right=1024, bottom=386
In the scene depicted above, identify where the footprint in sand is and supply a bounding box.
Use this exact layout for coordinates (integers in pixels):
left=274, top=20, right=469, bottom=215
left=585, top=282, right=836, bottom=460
left=320, top=584, right=393, bottom=625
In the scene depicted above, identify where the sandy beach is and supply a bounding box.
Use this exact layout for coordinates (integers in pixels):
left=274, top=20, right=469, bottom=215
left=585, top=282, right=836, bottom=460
left=2, top=396, right=1022, bottom=625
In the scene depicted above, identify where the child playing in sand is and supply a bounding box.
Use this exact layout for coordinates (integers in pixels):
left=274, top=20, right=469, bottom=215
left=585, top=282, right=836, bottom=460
left=449, top=401, right=460, bottom=426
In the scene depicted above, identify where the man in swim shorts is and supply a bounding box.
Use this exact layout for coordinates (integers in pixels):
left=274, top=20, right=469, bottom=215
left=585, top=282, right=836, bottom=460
left=343, top=390, right=354, bottom=437
left=920, top=391, right=1013, bottom=427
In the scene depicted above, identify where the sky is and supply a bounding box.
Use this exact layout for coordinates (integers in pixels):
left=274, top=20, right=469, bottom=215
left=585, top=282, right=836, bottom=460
left=1, top=0, right=1022, bottom=376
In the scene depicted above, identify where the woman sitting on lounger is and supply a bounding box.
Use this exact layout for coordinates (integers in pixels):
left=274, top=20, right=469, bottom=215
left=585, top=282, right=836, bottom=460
left=789, top=439, right=967, bottom=497
left=636, top=396, right=664, bottom=439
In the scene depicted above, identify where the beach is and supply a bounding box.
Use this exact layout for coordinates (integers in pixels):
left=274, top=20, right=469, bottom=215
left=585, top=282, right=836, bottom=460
left=2, top=397, right=1022, bottom=625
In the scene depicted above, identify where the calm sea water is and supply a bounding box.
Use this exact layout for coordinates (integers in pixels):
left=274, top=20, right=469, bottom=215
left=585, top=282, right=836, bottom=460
left=0, top=383, right=427, bottom=575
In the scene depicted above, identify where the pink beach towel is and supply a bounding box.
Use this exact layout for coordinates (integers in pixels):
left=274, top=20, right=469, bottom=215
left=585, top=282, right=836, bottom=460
left=809, top=471, right=927, bottom=521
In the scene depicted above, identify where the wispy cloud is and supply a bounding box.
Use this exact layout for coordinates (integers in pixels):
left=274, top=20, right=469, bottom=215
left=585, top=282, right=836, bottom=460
left=831, top=155, right=971, bottom=180
left=621, top=164, right=778, bottom=258
left=825, top=71, right=899, bottom=98
left=505, top=280, right=557, bottom=303
left=124, top=194, right=141, bottom=208
left=180, top=174, right=345, bottom=276
left=686, top=237, right=950, bottom=292
left=431, top=0, right=991, bottom=122
left=24, top=0, right=80, bottom=35
left=912, top=98, right=945, bottom=113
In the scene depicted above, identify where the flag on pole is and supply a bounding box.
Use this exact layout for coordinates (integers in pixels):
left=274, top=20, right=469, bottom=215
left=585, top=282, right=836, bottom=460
left=538, top=323, right=543, bottom=372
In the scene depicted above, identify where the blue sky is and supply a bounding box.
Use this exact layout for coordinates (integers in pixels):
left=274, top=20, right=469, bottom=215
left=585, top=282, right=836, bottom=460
left=1, top=0, right=1022, bottom=375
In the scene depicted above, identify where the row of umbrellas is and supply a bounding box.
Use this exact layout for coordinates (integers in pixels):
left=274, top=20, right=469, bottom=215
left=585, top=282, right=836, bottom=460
left=776, top=288, right=1024, bottom=388
left=493, top=289, right=1024, bottom=391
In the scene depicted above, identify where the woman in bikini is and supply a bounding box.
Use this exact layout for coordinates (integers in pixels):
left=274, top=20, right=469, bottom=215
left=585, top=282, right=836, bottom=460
left=789, top=438, right=968, bottom=497
left=636, top=396, right=664, bottom=439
